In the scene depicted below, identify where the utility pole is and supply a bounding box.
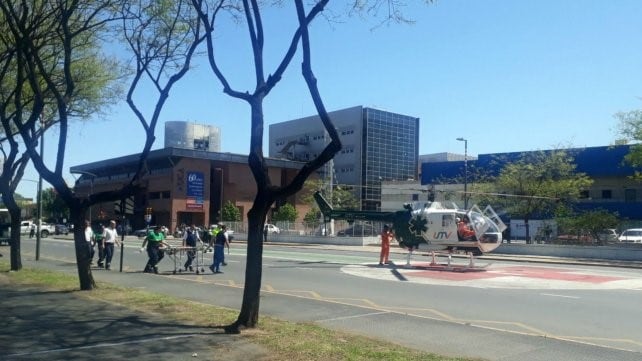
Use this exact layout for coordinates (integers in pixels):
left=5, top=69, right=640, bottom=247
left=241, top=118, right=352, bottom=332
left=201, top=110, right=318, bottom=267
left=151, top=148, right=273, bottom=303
left=36, top=117, right=45, bottom=260
left=456, top=137, right=468, bottom=209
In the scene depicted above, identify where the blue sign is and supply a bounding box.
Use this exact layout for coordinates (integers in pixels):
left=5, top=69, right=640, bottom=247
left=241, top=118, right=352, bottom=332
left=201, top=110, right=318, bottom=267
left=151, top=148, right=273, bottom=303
left=186, top=171, right=204, bottom=201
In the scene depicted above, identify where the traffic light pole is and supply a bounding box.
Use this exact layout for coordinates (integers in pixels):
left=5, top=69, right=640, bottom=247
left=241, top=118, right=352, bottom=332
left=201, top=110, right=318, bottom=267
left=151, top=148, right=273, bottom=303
left=119, top=200, right=125, bottom=273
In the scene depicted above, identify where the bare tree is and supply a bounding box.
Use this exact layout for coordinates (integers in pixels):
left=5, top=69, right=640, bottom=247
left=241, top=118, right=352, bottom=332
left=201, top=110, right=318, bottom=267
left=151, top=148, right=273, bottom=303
left=191, top=0, right=424, bottom=332
left=120, top=0, right=205, bottom=169
left=191, top=0, right=341, bottom=332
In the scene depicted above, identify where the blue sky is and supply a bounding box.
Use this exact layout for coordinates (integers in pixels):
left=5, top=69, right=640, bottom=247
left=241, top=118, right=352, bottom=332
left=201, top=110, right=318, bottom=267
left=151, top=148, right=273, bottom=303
left=18, top=0, right=642, bottom=199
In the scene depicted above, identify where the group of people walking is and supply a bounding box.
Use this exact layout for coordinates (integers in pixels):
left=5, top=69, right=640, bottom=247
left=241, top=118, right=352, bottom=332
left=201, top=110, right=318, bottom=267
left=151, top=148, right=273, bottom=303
left=141, top=223, right=231, bottom=274
left=84, top=220, right=121, bottom=270
left=81, top=220, right=232, bottom=275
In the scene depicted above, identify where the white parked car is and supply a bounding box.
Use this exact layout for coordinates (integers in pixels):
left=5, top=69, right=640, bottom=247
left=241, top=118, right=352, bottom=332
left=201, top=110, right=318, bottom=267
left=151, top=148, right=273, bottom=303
left=618, top=228, right=642, bottom=243
left=264, top=224, right=280, bottom=234
left=14, top=220, right=56, bottom=238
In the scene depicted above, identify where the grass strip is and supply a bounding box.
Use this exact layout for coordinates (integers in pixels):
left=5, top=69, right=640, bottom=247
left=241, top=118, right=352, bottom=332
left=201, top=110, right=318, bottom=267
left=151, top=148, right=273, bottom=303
left=0, top=260, right=482, bottom=361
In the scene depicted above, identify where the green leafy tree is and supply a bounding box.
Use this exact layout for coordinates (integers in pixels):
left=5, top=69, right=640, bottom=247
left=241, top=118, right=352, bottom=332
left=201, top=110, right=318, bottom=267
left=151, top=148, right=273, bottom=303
left=615, top=108, right=642, bottom=180
left=301, top=179, right=359, bottom=210
left=303, top=208, right=321, bottom=227
left=221, top=200, right=241, bottom=222
left=272, top=203, right=298, bottom=223
left=300, top=179, right=359, bottom=231
left=556, top=209, right=619, bottom=245
left=41, top=187, right=70, bottom=222
left=1, top=0, right=202, bottom=288
left=490, top=150, right=593, bottom=243
left=0, top=0, right=122, bottom=271
left=432, top=162, right=496, bottom=206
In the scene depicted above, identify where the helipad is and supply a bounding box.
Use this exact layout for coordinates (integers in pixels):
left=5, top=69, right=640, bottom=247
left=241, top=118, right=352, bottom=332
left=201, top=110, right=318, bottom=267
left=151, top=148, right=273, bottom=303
left=341, top=262, right=642, bottom=290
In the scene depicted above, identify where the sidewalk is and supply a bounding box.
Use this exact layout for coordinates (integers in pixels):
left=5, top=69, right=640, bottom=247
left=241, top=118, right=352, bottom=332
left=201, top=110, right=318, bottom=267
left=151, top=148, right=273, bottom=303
left=0, top=275, right=267, bottom=361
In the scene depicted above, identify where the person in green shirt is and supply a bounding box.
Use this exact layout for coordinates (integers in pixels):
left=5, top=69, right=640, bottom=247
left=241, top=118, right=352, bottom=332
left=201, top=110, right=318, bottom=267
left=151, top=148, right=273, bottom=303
left=141, top=225, right=168, bottom=274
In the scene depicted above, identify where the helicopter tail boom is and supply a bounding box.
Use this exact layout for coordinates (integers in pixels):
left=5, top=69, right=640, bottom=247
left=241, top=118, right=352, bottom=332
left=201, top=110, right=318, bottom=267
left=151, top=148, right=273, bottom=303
left=314, top=191, right=334, bottom=217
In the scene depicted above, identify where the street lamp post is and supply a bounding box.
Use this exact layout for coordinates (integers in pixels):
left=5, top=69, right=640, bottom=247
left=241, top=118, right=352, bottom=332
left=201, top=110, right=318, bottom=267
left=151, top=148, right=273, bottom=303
left=34, top=115, right=46, bottom=260
left=456, top=137, right=468, bottom=209
left=36, top=171, right=43, bottom=261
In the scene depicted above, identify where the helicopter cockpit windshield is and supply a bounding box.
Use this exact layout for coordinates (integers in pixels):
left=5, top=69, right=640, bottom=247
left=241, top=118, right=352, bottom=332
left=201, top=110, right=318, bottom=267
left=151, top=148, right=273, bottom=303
left=467, top=204, right=507, bottom=250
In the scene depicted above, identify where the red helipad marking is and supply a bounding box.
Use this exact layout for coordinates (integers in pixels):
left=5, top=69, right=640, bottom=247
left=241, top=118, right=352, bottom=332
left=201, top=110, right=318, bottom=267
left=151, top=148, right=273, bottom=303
left=494, top=266, right=624, bottom=284
left=409, top=263, right=498, bottom=280
left=406, top=265, right=625, bottom=284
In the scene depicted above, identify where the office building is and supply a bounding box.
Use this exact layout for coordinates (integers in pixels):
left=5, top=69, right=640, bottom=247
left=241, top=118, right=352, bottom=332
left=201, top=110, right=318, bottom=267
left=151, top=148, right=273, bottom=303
left=71, top=147, right=313, bottom=234
left=269, top=106, right=419, bottom=210
left=421, top=144, right=642, bottom=220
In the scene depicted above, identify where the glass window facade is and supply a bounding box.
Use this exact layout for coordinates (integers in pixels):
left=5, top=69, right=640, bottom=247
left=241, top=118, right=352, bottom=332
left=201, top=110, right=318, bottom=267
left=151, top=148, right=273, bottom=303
left=361, top=108, right=419, bottom=210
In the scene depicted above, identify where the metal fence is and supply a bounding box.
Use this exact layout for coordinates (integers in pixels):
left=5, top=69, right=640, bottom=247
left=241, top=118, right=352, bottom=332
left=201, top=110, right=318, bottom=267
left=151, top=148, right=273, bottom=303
left=220, top=220, right=386, bottom=238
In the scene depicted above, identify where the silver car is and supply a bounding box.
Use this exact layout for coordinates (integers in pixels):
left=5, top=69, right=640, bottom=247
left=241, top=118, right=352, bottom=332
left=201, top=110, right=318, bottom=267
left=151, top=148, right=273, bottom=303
left=597, top=228, right=618, bottom=243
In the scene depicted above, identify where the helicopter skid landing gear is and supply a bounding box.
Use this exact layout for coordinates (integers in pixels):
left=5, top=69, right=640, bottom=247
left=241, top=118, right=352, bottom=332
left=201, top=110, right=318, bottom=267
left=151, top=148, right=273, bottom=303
left=412, top=251, right=491, bottom=272
left=426, top=250, right=451, bottom=267
left=405, top=248, right=414, bottom=268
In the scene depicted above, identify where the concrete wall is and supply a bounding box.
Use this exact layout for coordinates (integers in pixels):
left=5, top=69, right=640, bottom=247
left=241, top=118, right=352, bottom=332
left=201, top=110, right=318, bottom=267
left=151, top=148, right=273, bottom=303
left=495, top=243, right=642, bottom=261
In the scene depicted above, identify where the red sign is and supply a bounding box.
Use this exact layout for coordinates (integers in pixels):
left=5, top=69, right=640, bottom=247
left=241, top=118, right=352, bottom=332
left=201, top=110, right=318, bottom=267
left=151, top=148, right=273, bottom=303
left=186, top=197, right=203, bottom=210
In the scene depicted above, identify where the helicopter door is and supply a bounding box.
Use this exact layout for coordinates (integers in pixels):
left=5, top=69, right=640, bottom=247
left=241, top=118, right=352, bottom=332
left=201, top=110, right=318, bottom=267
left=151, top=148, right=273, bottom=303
left=481, top=204, right=507, bottom=233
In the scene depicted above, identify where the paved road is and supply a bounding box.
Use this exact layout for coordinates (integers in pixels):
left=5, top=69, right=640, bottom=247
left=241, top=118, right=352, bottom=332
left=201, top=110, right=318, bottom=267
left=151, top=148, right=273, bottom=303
left=8, top=237, right=642, bottom=361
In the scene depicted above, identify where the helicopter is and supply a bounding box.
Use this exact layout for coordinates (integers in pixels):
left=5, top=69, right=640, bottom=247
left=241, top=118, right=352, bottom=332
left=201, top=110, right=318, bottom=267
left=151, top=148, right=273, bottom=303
left=313, top=191, right=507, bottom=266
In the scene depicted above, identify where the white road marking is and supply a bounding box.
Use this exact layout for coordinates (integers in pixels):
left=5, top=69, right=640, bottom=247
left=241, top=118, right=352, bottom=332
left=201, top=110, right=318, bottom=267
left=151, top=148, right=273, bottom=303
left=540, top=293, right=580, bottom=299
left=317, top=311, right=390, bottom=323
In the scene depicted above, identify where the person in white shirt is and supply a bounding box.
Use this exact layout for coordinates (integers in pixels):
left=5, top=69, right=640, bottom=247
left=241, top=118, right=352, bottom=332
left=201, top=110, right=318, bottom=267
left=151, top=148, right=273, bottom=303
left=84, top=220, right=95, bottom=264
left=102, top=220, right=120, bottom=270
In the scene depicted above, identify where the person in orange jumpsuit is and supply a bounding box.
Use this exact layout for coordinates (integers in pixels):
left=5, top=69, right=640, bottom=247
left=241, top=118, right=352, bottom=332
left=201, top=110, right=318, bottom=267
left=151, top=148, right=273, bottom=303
left=457, top=216, right=476, bottom=241
left=379, top=225, right=395, bottom=265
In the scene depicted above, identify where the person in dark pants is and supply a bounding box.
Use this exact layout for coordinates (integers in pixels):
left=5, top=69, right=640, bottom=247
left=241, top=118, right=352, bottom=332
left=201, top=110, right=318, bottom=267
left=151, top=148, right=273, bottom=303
left=209, top=224, right=228, bottom=274
left=141, top=226, right=168, bottom=274
left=84, top=220, right=95, bottom=264
left=102, top=220, right=120, bottom=270
left=182, top=224, right=201, bottom=272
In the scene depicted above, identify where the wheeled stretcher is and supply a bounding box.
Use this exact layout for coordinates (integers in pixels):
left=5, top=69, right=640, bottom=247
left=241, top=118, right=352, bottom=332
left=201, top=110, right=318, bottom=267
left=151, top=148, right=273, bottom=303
left=164, top=245, right=212, bottom=274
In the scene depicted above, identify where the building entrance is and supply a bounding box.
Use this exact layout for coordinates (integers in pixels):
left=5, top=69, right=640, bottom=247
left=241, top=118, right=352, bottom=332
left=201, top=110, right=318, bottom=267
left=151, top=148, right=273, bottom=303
left=176, top=212, right=205, bottom=229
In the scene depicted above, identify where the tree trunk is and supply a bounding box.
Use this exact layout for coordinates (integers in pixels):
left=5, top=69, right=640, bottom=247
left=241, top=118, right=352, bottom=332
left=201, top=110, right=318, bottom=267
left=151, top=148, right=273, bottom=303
left=225, top=202, right=269, bottom=333
left=8, top=206, right=22, bottom=271
left=71, top=207, right=96, bottom=290
left=524, top=218, right=531, bottom=244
